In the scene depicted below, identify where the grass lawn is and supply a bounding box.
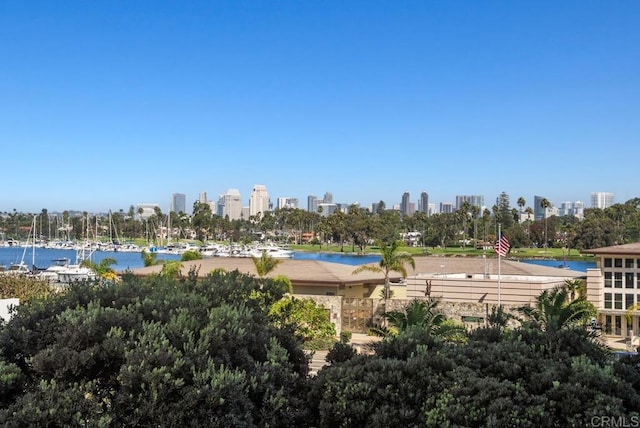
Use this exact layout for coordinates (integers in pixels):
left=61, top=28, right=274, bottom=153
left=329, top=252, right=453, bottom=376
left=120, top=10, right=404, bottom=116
left=290, top=243, right=594, bottom=261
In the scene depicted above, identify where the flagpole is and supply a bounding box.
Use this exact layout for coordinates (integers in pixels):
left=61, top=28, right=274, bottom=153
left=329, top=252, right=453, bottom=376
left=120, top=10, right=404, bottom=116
left=498, top=223, right=502, bottom=306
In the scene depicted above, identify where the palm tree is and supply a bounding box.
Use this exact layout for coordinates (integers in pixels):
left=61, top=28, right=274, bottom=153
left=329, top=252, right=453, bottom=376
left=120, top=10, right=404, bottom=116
left=352, top=240, right=415, bottom=302
left=564, top=278, right=586, bottom=301
left=252, top=250, right=282, bottom=278
left=459, top=201, right=471, bottom=249
left=373, top=299, right=466, bottom=341
left=517, top=197, right=526, bottom=216
left=540, top=198, right=551, bottom=250
left=517, top=285, right=596, bottom=334
left=81, top=257, right=118, bottom=281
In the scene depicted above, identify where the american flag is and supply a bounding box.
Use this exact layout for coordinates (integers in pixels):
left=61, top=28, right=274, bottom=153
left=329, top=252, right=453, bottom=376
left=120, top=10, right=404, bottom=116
left=494, top=235, right=510, bottom=257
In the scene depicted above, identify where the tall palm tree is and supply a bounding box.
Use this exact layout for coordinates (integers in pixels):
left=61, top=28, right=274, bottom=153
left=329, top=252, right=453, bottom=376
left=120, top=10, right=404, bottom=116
left=517, top=197, right=526, bottom=216
left=540, top=198, right=551, bottom=250
left=352, top=240, right=415, bottom=302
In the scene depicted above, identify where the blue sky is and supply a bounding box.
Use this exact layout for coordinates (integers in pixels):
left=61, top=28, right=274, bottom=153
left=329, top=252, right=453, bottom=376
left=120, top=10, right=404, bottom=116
left=1, top=1, right=638, bottom=214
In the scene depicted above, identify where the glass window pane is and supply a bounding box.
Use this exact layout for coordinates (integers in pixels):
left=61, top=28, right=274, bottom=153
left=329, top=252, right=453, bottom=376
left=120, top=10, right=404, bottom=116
left=626, top=294, right=634, bottom=309
left=605, top=293, right=612, bottom=309
left=615, top=293, right=623, bottom=310
left=605, top=272, right=612, bottom=287
left=626, top=273, right=635, bottom=288
left=605, top=258, right=613, bottom=268
left=615, top=258, right=623, bottom=268
left=615, top=272, right=623, bottom=288
left=627, top=259, right=635, bottom=269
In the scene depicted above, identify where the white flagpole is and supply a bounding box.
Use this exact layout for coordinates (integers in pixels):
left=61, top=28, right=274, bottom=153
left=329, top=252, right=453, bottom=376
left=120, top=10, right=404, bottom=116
left=498, top=223, right=502, bottom=306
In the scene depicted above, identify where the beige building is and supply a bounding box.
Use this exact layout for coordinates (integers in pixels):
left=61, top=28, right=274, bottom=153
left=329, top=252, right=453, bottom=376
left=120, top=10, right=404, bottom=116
left=584, top=243, right=640, bottom=338
left=131, top=255, right=584, bottom=332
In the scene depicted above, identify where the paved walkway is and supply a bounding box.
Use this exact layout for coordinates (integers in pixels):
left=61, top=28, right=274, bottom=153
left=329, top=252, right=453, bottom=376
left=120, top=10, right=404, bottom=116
left=307, top=333, right=382, bottom=376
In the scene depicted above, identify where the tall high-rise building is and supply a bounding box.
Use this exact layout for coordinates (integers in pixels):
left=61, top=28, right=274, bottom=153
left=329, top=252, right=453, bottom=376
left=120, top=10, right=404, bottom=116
left=418, top=192, right=429, bottom=214
left=573, top=201, right=585, bottom=219
left=323, top=192, right=333, bottom=203
left=455, top=195, right=484, bottom=211
left=307, top=195, right=319, bottom=212
left=249, top=185, right=269, bottom=218
left=198, top=192, right=207, bottom=204
left=591, top=192, right=614, bottom=209
left=217, top=189, right=242, bottom=220
left=533, top=195, right=552, bottom=221
left=171, top=193, right=186, bottom=214
left=136, top=203, right=159, bottom=220
left=440, top=202, right=454, bottom=214
left=277, top=197, right=299, bottom=209
left=400, top=192, right=411, bottom=216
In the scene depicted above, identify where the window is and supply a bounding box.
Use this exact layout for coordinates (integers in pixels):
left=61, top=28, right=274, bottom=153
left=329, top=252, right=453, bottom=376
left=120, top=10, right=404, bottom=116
left=605, top=293, right=612, bottom=309
left=605, top=258, right=613, bottom=268
left=615, top=258, right=623, bottom=268
left=626, top=294, right=635, bottom=309
left=605, top=272, right=612, bottom=287
left=627, top=259, right=635, bottom=269
left=615, top=293, right=623, bottom=310
left=615, top=272, right=623, bottom=288
left=626, top=272, right=635, bottom=289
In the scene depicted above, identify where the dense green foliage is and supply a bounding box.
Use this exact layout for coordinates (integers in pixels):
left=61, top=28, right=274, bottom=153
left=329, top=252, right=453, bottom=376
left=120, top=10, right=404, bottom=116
left=0, top=271, right=310, bottom=426
left=2, top=273, right=640, bottom=426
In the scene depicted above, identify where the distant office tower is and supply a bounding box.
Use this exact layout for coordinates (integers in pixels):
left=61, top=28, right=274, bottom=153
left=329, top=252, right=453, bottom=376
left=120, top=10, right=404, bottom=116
left=323, top=192, right=333, bottom=204
left=317, top=202, right=337, bottom=217
left=199, top=192, right=207, bottom=204
left=277, top=197, right=298, bottom=209
left=136, top=203, right=160, bottom=220
left=559, top=201, right=573, bottom=217
left=400, top=192, right=411, bottom=216
left=217, top=189, right=242, bottom=220
left=307, top=195, right=319, bottom=212
left=428, top=203, right=436, bottom=216
left=591, top=192, right=614, bottom=209
left=455, top=195, right=484, bottom=211
left=440, top=202, right=454, bottom=214
left=418, top=192, right=429, bottom=214
left=573, top=201, right=585, bottom=219
left=533, top=195, right=552, bottom=221
left=171, top=193, right=186, bottom=214
left=249, top=185, right=269, bottom=218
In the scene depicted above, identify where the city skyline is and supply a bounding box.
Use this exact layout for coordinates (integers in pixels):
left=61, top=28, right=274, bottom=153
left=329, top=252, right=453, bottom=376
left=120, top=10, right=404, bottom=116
left=2, top=2, right=638, bottom=213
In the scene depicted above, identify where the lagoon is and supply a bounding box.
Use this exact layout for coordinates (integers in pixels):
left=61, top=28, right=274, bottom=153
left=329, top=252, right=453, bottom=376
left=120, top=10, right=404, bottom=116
left=0, top=247, right=597, bottom=273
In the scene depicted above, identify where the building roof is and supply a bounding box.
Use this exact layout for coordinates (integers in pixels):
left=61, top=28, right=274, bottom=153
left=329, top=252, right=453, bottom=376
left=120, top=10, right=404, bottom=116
left=582, top=242, right=640, bottom=256
left=129, top=255, right=584, bottom=286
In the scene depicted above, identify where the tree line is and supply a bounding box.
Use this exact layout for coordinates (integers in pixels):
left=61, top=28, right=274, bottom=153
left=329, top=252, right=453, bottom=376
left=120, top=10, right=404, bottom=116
left=3, top=194, right=640, bottom=250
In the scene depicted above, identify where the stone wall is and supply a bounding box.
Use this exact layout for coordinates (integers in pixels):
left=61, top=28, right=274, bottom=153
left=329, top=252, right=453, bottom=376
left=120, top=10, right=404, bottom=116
left=295, top=294, right=524, bottom=335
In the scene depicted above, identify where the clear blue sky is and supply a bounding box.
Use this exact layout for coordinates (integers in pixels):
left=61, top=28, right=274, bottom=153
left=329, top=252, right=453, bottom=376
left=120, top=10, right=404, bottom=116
left=1, top=1, right=638, bottom=214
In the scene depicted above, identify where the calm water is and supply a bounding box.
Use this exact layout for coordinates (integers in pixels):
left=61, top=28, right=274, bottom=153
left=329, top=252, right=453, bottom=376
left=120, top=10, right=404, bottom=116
left=292, top=252, right=381, bottom=265
left=0, top=247, right=378, bottom=270
left=3, top=247, right=595, bottom=272
left=520, top=259, right=596, bottom=272
left=0, top=247, right=181, bottom=271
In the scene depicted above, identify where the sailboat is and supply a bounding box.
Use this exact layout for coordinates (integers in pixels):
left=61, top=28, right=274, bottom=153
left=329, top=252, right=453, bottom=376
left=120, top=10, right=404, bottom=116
left=4, top=216, right=36, bottom=275
left=37, top=214, right=97, bottom=283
